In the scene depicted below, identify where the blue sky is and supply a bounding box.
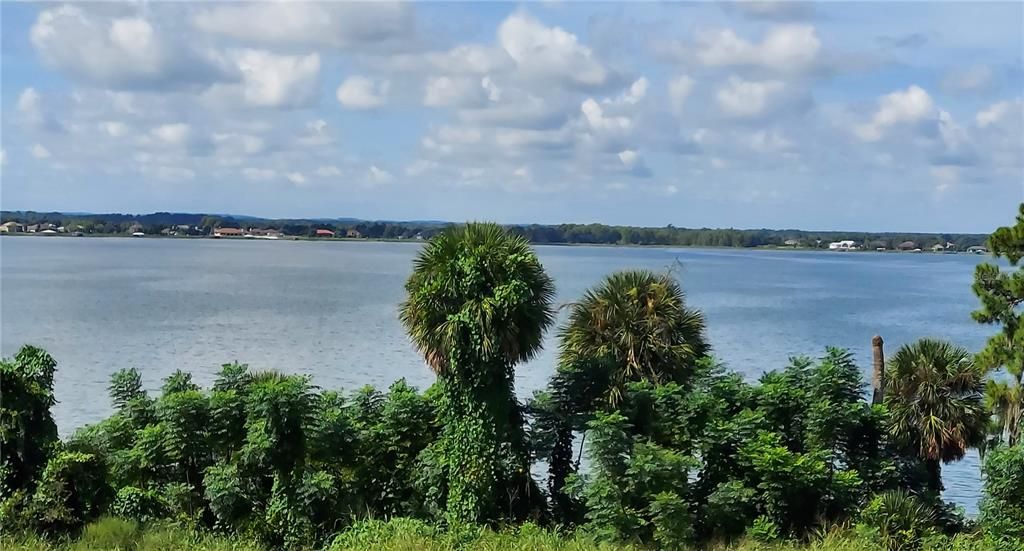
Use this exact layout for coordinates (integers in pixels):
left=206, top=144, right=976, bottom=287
left=1, top=1, right=1021, bottom=232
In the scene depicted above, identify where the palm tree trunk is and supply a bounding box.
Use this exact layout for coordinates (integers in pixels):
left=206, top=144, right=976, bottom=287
left=925, top=458, right=943, bottom=494
left=872, top=335, right=885, bottom=405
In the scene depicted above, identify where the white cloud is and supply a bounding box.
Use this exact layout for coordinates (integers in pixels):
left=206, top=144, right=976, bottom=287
left=151, top=123, right=191, bottom=147
left=581, top=98, right=632, bottom=131
left=609, top=78, right=648, bottom=105
left=337, top=76, right=390, bottom=109
left=618, top=149, right=639, bottom=167
left=213, top=133, right=266, bottom=158
left=695, top=25, right=820, bottom=72
left=715, top=76, right=786, bottom=118
left=18, top=88, right=41, bottom=114
left=423, top=76, right=488, bottom=108
left=855, top=85, right=934, bottom=141
left=31, top=5, right=233, bottom=90
left=230, top=50, right=321, bottom=109
left=668, top=75, right=695, bottom=116
left=976, top=100, right=1019, bottom=128
left=31, top=144, right=52, bottom=159
left=368, top=165, right=394, bottom=184
left=192, top=2, right=413, bottom=50
left=286, top=172, right=307, bottom=185
left=498, top=12, right=610, bottom=88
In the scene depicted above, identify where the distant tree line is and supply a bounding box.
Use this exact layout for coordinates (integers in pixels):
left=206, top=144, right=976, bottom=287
left=1, top=211, right=986, bottom=249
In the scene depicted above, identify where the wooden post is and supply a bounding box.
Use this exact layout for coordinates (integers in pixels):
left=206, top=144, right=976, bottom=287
left=871, top=335, right=885, bottom=405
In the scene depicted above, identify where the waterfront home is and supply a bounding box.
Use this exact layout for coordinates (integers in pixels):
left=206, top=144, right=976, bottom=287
left=828, top=240, right=857, bottom=250
left=897, top=240, right=917, bottom=251
left=931, top=244, right=946, bottom=252
left=346, top=228, right=362, bottom=238
left=213, top=227, right=245, bottom=237
left=0, top=221, right=23, bottom=233
left=316, top=229, right=336, bottom=238
left=783, top=239, right=800, bottom=247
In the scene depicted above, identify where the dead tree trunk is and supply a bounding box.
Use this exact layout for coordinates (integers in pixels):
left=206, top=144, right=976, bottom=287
left=871, top=335, right=885, bottom=405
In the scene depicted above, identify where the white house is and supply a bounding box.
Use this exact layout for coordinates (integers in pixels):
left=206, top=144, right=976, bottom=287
left=828, top=240, right=858, bottom=250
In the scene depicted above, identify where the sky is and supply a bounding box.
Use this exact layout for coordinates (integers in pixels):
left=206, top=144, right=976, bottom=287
left=1, top=1, right=1022, bottom=232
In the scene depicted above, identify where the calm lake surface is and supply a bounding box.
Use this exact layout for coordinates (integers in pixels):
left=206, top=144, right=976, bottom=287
left=1, top=236, right=996, bottom=512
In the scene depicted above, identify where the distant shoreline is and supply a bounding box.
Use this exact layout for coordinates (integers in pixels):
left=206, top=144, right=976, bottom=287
left=0, top=232, right=986, bottom=256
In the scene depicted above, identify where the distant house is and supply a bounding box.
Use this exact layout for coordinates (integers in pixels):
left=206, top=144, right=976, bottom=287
left=0, top=221, right=23, bottom=233
left=345, top=228, right=361, bottom=238
left=897, top=241, right=917, bottom=251
left=128, top=223, right=144, bottom=234
left=213, top=227, right=245, bottom=237
left=316, top=229, right=336, bottom=238
left=783, top=239, right=800, bottom=247
left=25, top=224, right=39, bottom=233
left=828, top=240, right=857, bottom=250
left=931, top=243, right=946, bottom=252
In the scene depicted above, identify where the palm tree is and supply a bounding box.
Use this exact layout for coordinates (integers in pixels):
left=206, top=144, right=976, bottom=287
left=399, top=222, right=555, bottom=523
left=558, top=269, right=709, bottom=405
left=884, top=338, right=987, bottom=494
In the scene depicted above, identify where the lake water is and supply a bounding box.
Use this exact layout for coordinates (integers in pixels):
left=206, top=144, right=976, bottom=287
left=0, top=236, right=997, bottom=512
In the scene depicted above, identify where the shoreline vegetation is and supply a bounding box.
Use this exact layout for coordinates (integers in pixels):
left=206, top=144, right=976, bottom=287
left=1, top=210, right=986, bottom=252
left=2, top=205, right=1022, bottom=551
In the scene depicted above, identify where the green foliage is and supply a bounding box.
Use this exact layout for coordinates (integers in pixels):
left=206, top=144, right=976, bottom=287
left=858, top=490, right=938, bottom=550
left=558, top=270, right=709, bottom=405
left=21, top=450, right=113, bottom=536
left=884, top=339, right=987, bottom=493
left=399, top=222, right=555, bottom=525
left=1, top=346, right=60, bottom=499
left=979, top=443, right=1024, bottom=543
left=972, top=203, right=1024, bottom=449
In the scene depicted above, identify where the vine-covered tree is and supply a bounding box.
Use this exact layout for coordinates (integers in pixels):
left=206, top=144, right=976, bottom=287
left=884, top=338, right=987, bottom=494
left=972, top=203, right=1024, bottom=448
left=399, top=222, right=555, bottom=524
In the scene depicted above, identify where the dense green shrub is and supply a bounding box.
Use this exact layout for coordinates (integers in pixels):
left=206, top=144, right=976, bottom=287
left=979, top=443, right=1024, bottom=543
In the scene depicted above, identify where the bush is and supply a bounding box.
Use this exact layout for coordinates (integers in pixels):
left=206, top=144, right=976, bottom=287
left=979, top=443, right=1024, bottom=544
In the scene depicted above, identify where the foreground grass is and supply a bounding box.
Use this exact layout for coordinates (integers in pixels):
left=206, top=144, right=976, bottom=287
left=2, top=517, right=1012, bottom=551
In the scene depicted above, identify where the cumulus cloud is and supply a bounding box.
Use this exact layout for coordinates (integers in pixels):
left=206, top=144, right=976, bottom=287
left=695, top=25, right=821, bottom=72
left=855, top=85, right=934, bottom=141
left=31, top=5, right=234, bottom=90
left=151, top=123, right=191, bottom=147
left=423, top=76, right=489, bottom=108
left=498, top=12, right=610, bottom=88
left=975, top=100, right=1020, bottom=128
left=715, top=76, right=786, bottom=118
left=286, top=172, right=307, bottom=185
left=337, top=76, right=390, bottom=109
left=581, top=98, right=632, bottom=131
left=199, top=50, right=320, bottom=109
left=368, top=165, right=394, bottom=185
left=193, top=1, right=414, bottom=51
